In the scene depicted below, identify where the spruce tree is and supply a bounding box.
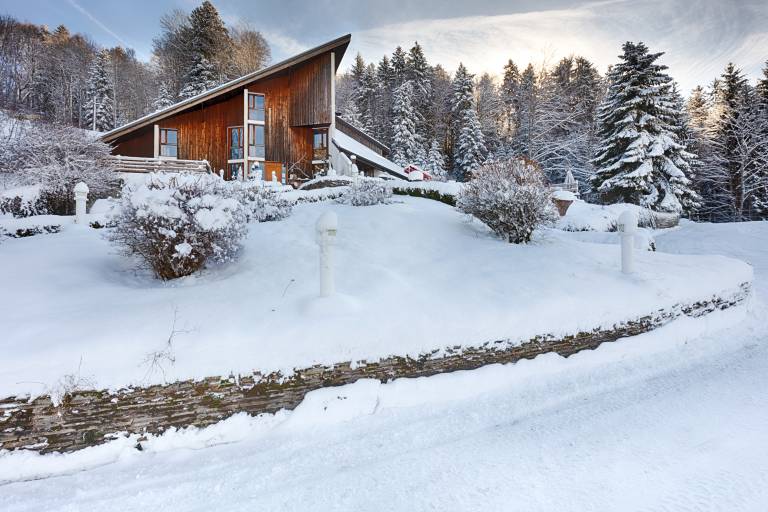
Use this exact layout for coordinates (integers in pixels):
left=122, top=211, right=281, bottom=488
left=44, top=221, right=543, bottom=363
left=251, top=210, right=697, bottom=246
left=83, top=50, right=115, bottom=132
left=451, top=63, right=487, bottom=179
left=424, top=139, right=447, bottom=180
left=178, top=53, right=218, bottom=99
left=391, top=46, right=407, bottom=88
left=375, top=55, right=395, bottom=144
left=391, top=80, right=424, bottom=167
left=153, top=81, right=176, bottom=111
left=500, top=59, right=521, bottom=138
left=406, top=42, right=432, bottom=139
left=591, top=42, right=699, bottom=213
left=186, top=0, right=232, bottom=78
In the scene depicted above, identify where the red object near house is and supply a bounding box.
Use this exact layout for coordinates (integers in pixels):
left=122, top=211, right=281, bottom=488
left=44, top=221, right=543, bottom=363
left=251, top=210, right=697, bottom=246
left=403, top=164, right=432, bottom=181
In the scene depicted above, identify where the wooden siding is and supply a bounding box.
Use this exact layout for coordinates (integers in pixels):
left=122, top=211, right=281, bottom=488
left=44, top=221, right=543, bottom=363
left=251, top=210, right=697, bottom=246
left=112, top=124, right=153, bottom=158
left=108, top=53, right=333, bottom=180
left=289, top=53, right=332, bottom=127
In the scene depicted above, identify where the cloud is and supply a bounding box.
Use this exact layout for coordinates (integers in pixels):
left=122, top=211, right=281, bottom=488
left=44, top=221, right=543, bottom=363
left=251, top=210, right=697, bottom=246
left=344, top=0, right=767, bottom=93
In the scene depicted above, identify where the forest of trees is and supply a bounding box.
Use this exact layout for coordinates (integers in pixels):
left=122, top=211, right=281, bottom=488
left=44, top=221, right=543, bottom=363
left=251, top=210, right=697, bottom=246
left=338, top=42, right=768, bottom=221
left=0, top=1, right=269, bottom=131
left=0, top=0, right=765, bottom=221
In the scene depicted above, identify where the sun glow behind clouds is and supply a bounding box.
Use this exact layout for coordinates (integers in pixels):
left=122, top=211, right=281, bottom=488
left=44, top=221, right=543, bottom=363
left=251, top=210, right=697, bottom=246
left=346, top=0, right=767, bottom=93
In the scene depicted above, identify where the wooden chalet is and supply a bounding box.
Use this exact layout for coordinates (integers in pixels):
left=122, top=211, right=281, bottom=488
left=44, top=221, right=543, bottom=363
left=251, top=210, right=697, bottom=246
left=101, top=34, right=406, bottom=185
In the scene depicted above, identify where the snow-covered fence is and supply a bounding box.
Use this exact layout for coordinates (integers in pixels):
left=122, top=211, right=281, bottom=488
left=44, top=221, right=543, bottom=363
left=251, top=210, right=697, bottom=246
left=74, top=182, right=89, bottom=224
left=618, top=210, right=637, bottom=274
left=111, top=155, right=211, bottom=174
left=316, top=211, right=338, bottom=297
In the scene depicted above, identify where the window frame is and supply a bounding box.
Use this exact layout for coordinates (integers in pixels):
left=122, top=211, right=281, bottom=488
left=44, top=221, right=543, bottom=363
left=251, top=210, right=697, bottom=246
left=159, top=128, right=178, bottom=159
left=248, top=93, right=266, bottom=123
left=312, top=128, right=329, bottom=163
left=227, top=125, right=245, bottom=180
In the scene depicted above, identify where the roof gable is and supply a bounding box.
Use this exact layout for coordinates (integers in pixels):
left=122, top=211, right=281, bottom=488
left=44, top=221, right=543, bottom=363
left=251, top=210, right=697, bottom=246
left=102, top=34, right=350, bottom=142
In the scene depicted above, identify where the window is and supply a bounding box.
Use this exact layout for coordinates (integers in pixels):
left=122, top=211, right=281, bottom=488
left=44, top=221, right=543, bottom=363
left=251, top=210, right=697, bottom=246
left=248, top=125, right=265, bottom=159
left=312, top=128, right=328, bottom=162
left=248, top=93, right=265, bottom=122
left=228, top=126, right=243, bottom=160
left=229, top=163, right=243, bottom=181
left=159, top=128, right=178, bottom=158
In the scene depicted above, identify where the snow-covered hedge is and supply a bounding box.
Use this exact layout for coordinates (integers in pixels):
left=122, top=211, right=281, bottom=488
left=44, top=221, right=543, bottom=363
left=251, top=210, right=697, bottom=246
left=391, top=180, right=462, bottom=206
left=109, top=173, right=248, bottom=280
left=458, top=159, right=557, bottom=244
left=336, top=178, right=392, bottom=206
left=0, top=184, right=44, bottom=217
left=0, top=120, right=116, bottom=216
left=233, top=181, right=293, bottom=222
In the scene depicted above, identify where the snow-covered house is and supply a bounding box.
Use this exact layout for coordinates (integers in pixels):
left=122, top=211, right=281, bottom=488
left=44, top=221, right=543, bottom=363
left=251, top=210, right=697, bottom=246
left=100, top=35, right=406, bottom=185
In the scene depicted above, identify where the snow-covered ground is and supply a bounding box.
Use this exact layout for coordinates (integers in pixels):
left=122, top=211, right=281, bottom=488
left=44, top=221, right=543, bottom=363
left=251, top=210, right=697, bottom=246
left=1, top=221, right=767, bottom=511
left=0, top=197, right=751, bottom=397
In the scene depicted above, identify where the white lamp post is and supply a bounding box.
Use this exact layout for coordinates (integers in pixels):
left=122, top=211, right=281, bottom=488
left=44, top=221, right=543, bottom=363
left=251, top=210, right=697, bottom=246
left=316, top=211, right=338, bottom=297
left=618, top=210, right=637, bottom=274
left=74, top=182, right=89, bottom=225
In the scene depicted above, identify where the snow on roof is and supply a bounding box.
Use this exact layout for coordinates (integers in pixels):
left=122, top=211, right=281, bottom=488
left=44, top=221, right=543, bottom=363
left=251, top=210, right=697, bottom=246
left=333, top=129, right=407, bottom=179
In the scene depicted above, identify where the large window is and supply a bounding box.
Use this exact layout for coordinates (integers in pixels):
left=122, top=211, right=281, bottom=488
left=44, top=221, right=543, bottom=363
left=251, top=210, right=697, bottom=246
left=248, top=124, right=265, bottom=159
left=312, top=128, right=328, bottom=162
left=248, top=93, right=265, bottom=122
left=228, top=126, right=244, bottom=160
left=159, top=128, right=178, bottom=158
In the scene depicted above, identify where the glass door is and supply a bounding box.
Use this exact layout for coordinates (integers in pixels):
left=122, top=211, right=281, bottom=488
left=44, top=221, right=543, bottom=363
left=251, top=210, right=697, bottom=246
left=227, top=126, right=244, bottom=180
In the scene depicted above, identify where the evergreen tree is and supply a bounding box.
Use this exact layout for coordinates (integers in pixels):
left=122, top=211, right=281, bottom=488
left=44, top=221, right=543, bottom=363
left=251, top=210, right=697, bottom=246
left=500, top=59, right=521, bottom=138
left=756, top=60, right=768, bottom=104
left=186, top=0, right=232, bottom=78
left=451, top=63, right=487, bottom=179
left=391, top=80, right=424, bottom=167
left=475, top=73, right=502, bottom=155
left=340, top=101, right=363, bottom=128
left=424, top=138, right=447, bottom=180
left=406, top=42, right=432, bottom=139
left=153, top=81, right=176, bottom=111
left=591, top=42, right=699, bottom=213
left=82, top=50, right=114, bottom=132
left=349, top=54, right=376, bottom=134
left=391, top=46, right=407, bottom=88
left=178, top=53, right=218, bottom=99
left=374, top=55, right=395, bottom=144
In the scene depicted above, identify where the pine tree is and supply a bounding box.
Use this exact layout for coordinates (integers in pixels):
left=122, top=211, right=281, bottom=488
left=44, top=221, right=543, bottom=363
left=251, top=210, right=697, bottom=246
left=591, top=42, right=699, bottom=213
left=756, top=60, right=768, bottom=104
left=349, top=54, right=376, bottom=134
left=178, top=53, right=218, bottom=99
left=391, top=46, right=407, bottom=88
left=451, top=63, right=487, bottom=180
left=374, top=55, right=395, bottom=144
left=153, top=81, right=176, bottom=111
left=186, top=0, right=232, bottom=78
left=475, top=73, right=502, bottom=155
left=340, top=100, right=363, bottom=128
left=424, top=138, right=447, bottom=180
left=391, top=80, right=424, bottom=167
left=500, top=59, right=521, bottom=138
left=82, top=50, right=114, bottom=132
left=406, top=42, right=432, bottom=139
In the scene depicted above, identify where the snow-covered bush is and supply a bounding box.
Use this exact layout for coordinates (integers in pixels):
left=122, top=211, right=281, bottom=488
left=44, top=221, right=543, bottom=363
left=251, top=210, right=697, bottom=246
left=109, top=173, right=248, bottom=280
left=0, top=184, right=44, bottom=217
left=0, top=120, right=116, bottom=215
left=458, top=159, right=557, bottom=243
left=233, top=181, right=293, bottom=222
left=336, top=178, right=392, bottom=206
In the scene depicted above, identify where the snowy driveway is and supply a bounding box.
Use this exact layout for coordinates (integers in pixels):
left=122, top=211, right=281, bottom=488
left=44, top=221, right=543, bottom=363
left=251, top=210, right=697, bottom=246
left=2, top=221, right=767, bottom=511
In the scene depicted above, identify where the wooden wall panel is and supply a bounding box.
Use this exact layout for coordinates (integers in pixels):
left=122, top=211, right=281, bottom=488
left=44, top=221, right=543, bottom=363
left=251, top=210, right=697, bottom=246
left=112, top=125, right=153, bottom=157
left=289, top=53, right=332, bottom=127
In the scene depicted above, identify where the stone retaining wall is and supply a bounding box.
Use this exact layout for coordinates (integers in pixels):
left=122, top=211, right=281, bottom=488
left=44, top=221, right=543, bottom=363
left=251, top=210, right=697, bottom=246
left=0, top=283, right=750, bottom=454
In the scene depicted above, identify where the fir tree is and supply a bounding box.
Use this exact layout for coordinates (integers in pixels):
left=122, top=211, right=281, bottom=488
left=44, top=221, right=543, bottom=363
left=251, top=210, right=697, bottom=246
left=178, top=53, right=218, bottom=99
left=406, top=42, right=432, bottom=138
left=391, top=80, right=424, bottom=167
left=591, top=42, right=699, bottom=213
left=451, top=63, right=487, bottom=179
left=340, top=100, right=363, bottom=128
left=153, top=81, right=176, bottom=111
left=500, top=59, right=521, bottom=138
left=83, top=50, right=114, bottom=132
left=186, top=0, right=232, bottom=78
left=391, top=46, right=407, bottom=88
left=375, top=55, right=395, bottom=144
left=424, top=138, right=447, bottom=180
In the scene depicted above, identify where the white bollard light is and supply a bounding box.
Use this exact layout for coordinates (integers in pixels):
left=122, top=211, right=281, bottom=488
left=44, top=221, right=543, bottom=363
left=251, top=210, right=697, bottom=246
left=618, top=210, right=637, bottom=274
left=74, top=181, right=89, bottom=224
left=316, top=211, right=338, bottom=297
left=272, top=171, right=277, bottom=184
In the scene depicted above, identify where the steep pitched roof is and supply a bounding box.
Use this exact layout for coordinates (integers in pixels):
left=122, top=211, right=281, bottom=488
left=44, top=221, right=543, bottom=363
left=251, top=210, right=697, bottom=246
left=101, top=34, right=351, bottom=142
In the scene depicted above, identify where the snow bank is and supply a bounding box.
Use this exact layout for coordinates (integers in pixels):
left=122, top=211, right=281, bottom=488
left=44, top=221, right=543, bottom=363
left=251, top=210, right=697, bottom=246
left=557, top=200, right=652, bottom=232
left=0, top=197, right=753, bottom=398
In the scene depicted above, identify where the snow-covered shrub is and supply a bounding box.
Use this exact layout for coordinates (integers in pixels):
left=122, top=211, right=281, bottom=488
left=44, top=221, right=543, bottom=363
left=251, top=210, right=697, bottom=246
left=0, top=184, right=44, bottom=217
left=458, top=158, right=557, bottom=243
left=336, top=178, right=392, bottom=206
left=109, top=173, right=248, bottom=280
left=233, top=181, right=293, bottom=222
left=0, top=120, right=116, bottom=215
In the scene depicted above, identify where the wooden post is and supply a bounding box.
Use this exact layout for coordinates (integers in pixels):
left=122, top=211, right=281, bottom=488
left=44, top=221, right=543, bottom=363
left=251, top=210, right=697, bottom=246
left=153, top=124, right=160, bottom=158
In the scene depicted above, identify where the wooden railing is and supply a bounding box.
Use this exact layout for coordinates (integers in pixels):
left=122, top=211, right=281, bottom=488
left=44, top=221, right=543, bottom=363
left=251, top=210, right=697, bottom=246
left=111, top=155, right=211, bottom=174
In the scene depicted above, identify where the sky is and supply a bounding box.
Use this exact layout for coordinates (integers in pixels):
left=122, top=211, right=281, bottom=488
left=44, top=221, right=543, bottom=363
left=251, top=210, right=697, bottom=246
left=2, top=0, right=766, bottom=92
